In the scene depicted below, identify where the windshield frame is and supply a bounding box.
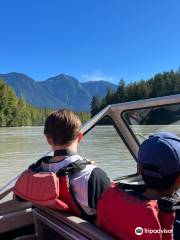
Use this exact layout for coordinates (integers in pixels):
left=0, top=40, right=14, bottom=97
left=121, top=102, right=180, bottom=146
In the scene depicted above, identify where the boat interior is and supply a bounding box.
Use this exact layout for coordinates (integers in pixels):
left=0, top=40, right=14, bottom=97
left=0, top=94, right=180, bottom=240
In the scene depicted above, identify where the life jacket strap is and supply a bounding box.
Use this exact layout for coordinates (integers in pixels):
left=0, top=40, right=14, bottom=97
left=29, top=156, right=52, bottom=172
left=56, top=159, right=92, bottom=176
left=68, top=184, right=96, bottom=222
left=158, top=197, right=180, bottom=213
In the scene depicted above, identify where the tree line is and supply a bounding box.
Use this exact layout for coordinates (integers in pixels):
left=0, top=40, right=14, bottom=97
left=0, top=79, right=90, bottom=127
left=91, top=70, right=180, bottom=116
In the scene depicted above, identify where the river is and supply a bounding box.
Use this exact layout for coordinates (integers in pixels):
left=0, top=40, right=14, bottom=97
left=0, top=126, right=138, bottom=188
left=1, top=124, right=179, bottom=188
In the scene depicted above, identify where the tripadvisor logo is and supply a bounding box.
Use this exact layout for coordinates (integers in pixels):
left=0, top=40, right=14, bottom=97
left=135, top=227, right=143, bottom=235
left=135, top=227, right=172, bottom=235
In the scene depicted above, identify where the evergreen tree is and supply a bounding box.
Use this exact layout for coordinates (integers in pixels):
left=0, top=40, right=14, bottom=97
left=91, top=70, right=180, bottom=114
left=91, top=95, right=102, bottom=116
left=105, top=87, right=114, bottom=104
left=114, top=79, right=127, bottom=102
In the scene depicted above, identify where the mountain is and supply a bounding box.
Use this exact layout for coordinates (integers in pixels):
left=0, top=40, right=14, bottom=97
left=82, top=80, right=117, bottom=98
left=0, top=72, right=117, bottom=111
left=37, top=74, right=91, bottom=111
left=0, top=72, right=63, bottom=108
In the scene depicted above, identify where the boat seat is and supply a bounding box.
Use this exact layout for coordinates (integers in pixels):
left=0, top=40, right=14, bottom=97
left=33, top=206, right=116, bottom=240
left=0, top=198, right=33, bottom=234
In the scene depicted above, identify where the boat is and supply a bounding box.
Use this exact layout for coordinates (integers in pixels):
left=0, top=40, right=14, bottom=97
left=0, top=94, right=180, bottom=240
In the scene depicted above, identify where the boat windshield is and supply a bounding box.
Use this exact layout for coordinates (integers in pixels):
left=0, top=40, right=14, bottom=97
left=122, top=103, right=180, bottom=144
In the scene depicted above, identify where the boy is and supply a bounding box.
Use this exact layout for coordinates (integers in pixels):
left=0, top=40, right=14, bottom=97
left=14, top=109, right=111, bottom=220
left=97, top=132, right=180, bottom=240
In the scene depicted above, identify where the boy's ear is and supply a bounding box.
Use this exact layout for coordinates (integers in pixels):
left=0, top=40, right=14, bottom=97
left=77, top=131, right=83, bottom=143
left=45, top=135, right=53, bottom=146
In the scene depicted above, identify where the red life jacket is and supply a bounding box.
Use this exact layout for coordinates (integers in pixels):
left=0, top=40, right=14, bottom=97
left=13, top=157, right=91, bottom=217
left=97, top=184, right=175, bottom=240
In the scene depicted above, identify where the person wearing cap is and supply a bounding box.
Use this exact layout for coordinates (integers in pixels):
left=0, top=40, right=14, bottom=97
left=97, top=132, right=180, bottom=240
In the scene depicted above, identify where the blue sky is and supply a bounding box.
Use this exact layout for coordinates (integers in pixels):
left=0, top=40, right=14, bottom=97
left=0, top=0, right=180, bottom=84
